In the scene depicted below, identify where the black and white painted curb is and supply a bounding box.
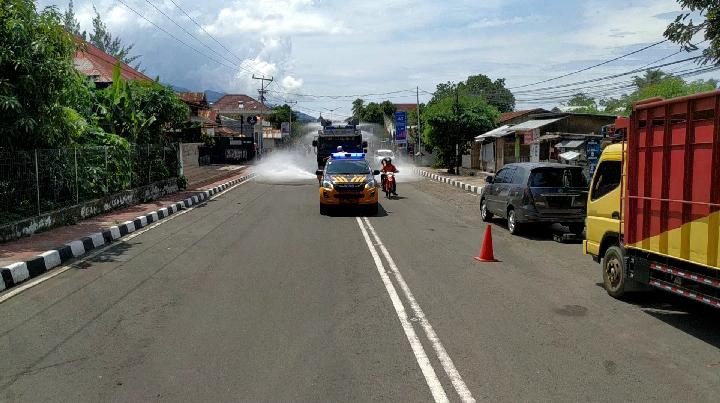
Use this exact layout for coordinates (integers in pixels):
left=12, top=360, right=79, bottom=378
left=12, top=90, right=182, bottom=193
left=0, top=172, right=255, bottom=293
left=413, top=168, right=484, bottom=195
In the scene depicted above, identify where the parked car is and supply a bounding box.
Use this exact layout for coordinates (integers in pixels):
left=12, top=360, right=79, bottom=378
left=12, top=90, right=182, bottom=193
left=479, top=162, right=588, bottom=235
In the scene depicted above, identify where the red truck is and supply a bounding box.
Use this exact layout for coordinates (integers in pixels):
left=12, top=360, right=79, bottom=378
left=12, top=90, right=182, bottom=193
left=585, top=90, right=720, bottom=307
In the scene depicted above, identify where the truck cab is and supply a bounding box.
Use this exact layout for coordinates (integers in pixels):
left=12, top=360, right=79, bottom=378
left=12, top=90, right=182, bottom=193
left=584, top=143, right=623, bottom=261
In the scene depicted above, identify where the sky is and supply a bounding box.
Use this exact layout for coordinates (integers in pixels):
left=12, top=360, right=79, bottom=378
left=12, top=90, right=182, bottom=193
left=38, top=0, right=715, bottom=120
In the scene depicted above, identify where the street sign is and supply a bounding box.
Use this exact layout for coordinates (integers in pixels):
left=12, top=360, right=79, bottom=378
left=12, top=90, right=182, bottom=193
left=395, top=111, right=407, bottom=144
left=586, top=139, right=601, bottom=176
left=281, top=122, right=290, bottom=137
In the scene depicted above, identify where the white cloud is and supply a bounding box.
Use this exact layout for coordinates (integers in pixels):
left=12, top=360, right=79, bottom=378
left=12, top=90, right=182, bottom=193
left=571, top=0, right=679, bottom=47
left=281, top=75, right=304, bottom=90
left=203, top=0, right=349, bottom=37
left=468, top=15, right=546, bottom=29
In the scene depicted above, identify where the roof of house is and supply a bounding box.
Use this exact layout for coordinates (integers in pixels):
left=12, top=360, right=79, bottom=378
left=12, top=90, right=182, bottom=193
left=213, top=94, right=264, bottom=113
left=73, top=36, right=152, bottom=83
left=475, top=117, right=566, bottom=141
left=394, top=103, right=417, bottom=112
left=215, top=126, right=240, bottom=136
left=509, top=117, right=566, bottom=131
left=178, top=92, right=208, bottom=106
left=499, top=108, right=548, bottom=123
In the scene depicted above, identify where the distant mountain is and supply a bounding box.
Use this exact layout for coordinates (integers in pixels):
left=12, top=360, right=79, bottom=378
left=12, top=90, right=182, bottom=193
left=205, top=90, right=225, bottom=104
left=167, top=84, right=191, bottom=92
left=294, top=110, right=317, bottom=123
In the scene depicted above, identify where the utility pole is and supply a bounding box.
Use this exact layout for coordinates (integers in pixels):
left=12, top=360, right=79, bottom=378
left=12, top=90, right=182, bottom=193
left=252, top=74, right=273, bottom=157
left=416, top=86, right=421, bottom=159
left=286, top=100, right=297, bottom=140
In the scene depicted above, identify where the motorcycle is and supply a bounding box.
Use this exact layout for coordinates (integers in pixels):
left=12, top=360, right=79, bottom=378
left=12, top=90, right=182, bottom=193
left=382, top=171, right=398, bottom=198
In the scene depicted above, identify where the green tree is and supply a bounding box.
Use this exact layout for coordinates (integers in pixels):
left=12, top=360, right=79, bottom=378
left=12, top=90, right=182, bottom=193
left=351, top=98, right=364, bottom=120
left=423, top=90, right=498, bottom=173
left=432, top=74, right=515, bottom=112
left=96, top=65, right=187, bottom=144
left=621, top=76, right=717, bottom=114
left=359, top=101, right=395, bottom=125
left=563, top=93, right=601, bottom=113
left=89, top=7, right=140, bottom=67
left=0, top=0, right=90, bottom=149
left=664, top=0, right=720, bottom=65
left=632, top=70, right=667, bottom=88
left=62, top=0, right=83, bottom=37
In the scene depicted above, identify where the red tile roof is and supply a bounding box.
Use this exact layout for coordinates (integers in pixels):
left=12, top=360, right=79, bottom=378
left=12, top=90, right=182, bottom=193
left=499, top=109, right=547, bottom=123
left=73, top=36, right=152, bottom=83
left=178, top=92, right=208, bottom=106
left=213, top=94, right=264, bottom=114
left=394, top=103, right=417, bottom=112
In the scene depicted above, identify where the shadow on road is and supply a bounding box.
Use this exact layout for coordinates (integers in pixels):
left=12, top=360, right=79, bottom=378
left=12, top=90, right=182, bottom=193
left=488, top=220, right=584, bottom=243
left=604, top=289, right=720, bottom=349
left=323, top=203, right=389, bottom=218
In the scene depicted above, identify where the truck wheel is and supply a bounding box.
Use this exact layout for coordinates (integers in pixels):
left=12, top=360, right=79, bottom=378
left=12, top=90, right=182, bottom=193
left=480, top=199, right=493, bottom=222
left=603, top=246, right=626, bottom=298
left=507, top=208, right=521, bottom=235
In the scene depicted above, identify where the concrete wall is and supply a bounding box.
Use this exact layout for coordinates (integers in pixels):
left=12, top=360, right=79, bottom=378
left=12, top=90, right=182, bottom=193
left=0, top=178, right=178, bottom=243
left=181, top=143, right=202, bottom=168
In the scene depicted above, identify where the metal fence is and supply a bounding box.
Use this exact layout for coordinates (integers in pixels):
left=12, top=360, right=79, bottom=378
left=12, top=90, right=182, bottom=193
left=0, top=144, right=179, bottom=225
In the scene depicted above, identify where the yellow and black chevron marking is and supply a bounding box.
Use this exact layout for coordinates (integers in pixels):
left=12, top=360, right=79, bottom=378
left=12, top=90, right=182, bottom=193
left=332, top=175, right=366, bottom=184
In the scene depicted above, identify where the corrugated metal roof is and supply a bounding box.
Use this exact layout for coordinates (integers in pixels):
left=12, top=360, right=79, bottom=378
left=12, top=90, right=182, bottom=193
left=475, top=125, right=513, bottom=140
left=555, top=140, right=585, bottom=149
left=559, top=150, right=581, bottom=161
left=509, top=117, right=565, bottom=130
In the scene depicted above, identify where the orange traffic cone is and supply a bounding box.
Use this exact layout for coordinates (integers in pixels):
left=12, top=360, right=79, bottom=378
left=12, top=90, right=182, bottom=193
left=474, top=224, right=499, bottom=262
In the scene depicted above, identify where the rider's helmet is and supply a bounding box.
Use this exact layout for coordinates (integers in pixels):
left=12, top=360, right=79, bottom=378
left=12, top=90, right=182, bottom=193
left=382, top=157, right=392, bottom=166
left=336, top=146, right=343, bottom=152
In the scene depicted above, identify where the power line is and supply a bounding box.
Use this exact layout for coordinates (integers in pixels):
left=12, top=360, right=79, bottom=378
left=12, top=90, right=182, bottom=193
left=164, top=0, right=266, bottom=77
left=508, top=39, right=668, bottom=89
left=115, top=0, right=240, bottom=72
left=141, top=0, right=248, bottom=73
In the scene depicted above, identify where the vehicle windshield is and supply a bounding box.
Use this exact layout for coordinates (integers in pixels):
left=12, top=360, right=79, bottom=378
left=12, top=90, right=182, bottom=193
left=325, top=160, right=370, bottom=174
left=530, top=168, right=587, bottom=188
left=318, top=140, right=363, bottom=154
left=376, top=150, right=393, bottom=157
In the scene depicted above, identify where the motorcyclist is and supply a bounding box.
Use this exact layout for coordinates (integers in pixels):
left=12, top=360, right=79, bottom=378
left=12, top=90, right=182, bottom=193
left=336, top=146, right=343, bottom=152
left=380, top=157, right=399, bottom=196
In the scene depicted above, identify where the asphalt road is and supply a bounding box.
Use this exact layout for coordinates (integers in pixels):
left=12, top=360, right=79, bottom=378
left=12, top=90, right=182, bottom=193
left=1, top=170, right=720, bottom=402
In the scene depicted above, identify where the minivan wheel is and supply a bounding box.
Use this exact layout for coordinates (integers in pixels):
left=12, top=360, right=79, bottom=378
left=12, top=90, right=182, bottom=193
left=507, top=209, right=521, bottom=235
left=480, top=199, right=493, bottom=222
left=603, top=246, right=626, bottom=298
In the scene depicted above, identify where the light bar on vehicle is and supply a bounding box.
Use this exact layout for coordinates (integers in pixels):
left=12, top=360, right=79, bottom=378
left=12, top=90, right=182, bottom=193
left=330, top=152, right=365, bottom=160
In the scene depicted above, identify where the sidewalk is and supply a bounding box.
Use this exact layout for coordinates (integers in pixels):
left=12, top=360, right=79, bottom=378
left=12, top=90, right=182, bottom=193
left=413, top=167, right=490, bottom=194
left=0, top=167, right=250, bottom=268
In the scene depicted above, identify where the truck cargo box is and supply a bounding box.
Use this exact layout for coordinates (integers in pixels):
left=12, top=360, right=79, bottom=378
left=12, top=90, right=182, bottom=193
left=625, top=90, right=720, bottom=269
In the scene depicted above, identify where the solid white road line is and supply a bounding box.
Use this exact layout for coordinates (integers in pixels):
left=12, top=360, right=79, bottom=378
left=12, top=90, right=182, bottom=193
left=355, top=217, right=449, bottom=403
left=0, top=177, right=254, bottom=304
left=363, top=217, right=477, bottom=403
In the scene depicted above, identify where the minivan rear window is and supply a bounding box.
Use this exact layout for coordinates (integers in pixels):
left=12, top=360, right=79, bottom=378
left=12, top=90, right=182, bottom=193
left=530, top=168, right=587, bottom=188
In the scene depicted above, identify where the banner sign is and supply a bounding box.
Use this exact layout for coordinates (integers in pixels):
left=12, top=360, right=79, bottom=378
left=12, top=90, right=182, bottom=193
left=395, top=111, right=407, bottom=144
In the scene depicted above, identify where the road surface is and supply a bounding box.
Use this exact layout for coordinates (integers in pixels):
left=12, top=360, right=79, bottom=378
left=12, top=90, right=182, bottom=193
left=1, top=173, right=720, bottom=402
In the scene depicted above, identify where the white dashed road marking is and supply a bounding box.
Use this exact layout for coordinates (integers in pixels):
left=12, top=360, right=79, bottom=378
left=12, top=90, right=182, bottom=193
left=357, top=217, right=476, bottom=403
